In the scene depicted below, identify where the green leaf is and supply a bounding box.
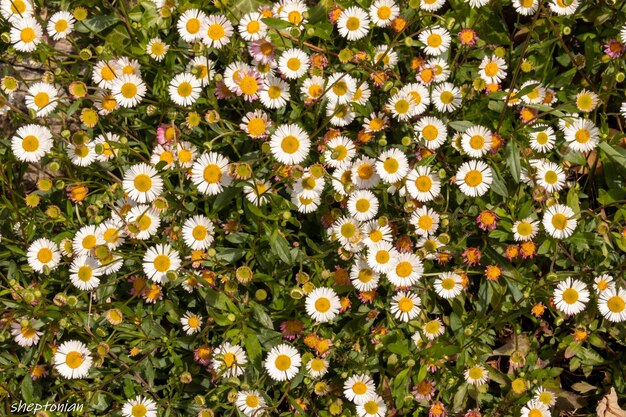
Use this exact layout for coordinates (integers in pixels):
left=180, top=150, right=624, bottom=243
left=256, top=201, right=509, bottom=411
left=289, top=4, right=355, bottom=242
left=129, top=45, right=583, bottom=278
left=490, top=170, right=509, bottom=197
left=261, top=17, right=292, bottom=30
left=21, top=374, right=33, bottom=403
left=448, top=121, right=473, bottom=131
left=244, top=329, right=263, bottom=365
left=268, top=228, right=293, bottom=265
left=506, top=141, right=521, bottom=184
left=599, top=142, right=626, bottom=174
left=249, top=300, right=274, bottom=329
left=76, top=15, right=120, bottom=34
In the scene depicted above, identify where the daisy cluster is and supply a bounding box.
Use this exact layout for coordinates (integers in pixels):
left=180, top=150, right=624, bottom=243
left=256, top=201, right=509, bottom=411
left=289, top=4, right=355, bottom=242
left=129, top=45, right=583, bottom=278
left=1, top=0, right=626, bottom=416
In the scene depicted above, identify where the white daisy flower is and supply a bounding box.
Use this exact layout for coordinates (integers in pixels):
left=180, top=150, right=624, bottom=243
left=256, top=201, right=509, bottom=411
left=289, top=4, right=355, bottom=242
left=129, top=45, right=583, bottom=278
left=519, top=80, right=545, bottom=104
left=121, top=396, right=157, bottom=417
left=422, top=318, right=445, bottom=340
left=337, top=6, right=370, bottom=41
left=548, top=0, right=579, bottom=15
left=576, top=89, right=599, bottom=112
left=244, top=179, right=272, bottom=206
left=333, top=216, right=363, bottom=248
left=25, top=82, right=58, bottom=117
left=264, top=344, right=302, bottom=381
left=270, top=124, right=311, bottom=165
left=11, top=124, right=53, bottom=163
left=373, top=45, right=398, bottom=69
left=594, top=274, right=615, bottom=294
left=238, top=12, right=267, bottom=41
left=352, top=82, right=371, bottom=105
left=98, top=218, right=125, bottom=249
left=361, top=220, right=393, bottom=246
left=455, top=160, right=493, bottom=197
left=291, top=192, right=320, bottom=213
left=512, top=217, right=539, bottom=241
left=202, top=14, right=233, bottom=49
left=410, top=206, right=440, bottom=236
left=126, top=205, right=161, bottom=240
left=513, top=0, right=539, bottom=15
left=461, top=125, right=492, bottom=158
left=432, top=82, right=462, bottom=112
left=344, top=374, right=376, bottom=405
left=324, top=135, right=356, bottom=169
left=93, top=132, right=120, bottom=162
left=478, top=55, right=507, bottom=84
left=563, top=117, right=599, bottom=152
left=278, top=48, right=309, bottom=79
left=259, top=75, right=290, bottom=109
left=369, top=0, right=399, bottom=27
left=350, top=259, right=380, bottom=291
left=111, top=74, right=146, bottom=108
left=177, top=9, right=207, bottom=42
left=536, top=161, right=566, bottom=193
left=182, top=215, right=215, bottom=250
left=146, top=37, right=169, bottom=61
left=419, top=26, right=451, bottom=56
left=598, top=288, right=626, bottom=323
left=387, top=252, right=423, bottom=287
left=553, top=277, right=589, bottom=316
left=213, top=342, right=248, bottom=378
left=399, top=83, right=430, bottom=115
left=366, top=241, right=399, bottom=273
left=464, top=365, right=489, bottom=385
left=415, top=117, right=447, bottom=150
left=72, top=225, right=104, bottom=257
left=434, top=272, right=463, bottom=299
left=123, top=163, right=163, bottom=204
left=529, top=126, right=556, bottom=153
left=356, top=394, right=387, bottom=417
left=180, top=311, right=203, bottom=335
left=116, top=57, right=141, bottom=76
left=187, top=56, right=215, bottom=87
left=376, top=148, right=409, bottom=183
left=191, top=152, right=232, bottom=196
left=326, top=73, right=357, bottom=104
left=92, top=60, right=119, bottom=89
left=47, top=11, right=75, bottom=40
left=306, top=357, right=329, bottom=378
left=405, top=166, right=441, bottom=202
left=465, top=0, right=490, bottom=7
left=10, top=16, right=42, bottom=52
left=352, top=156, right=381, bottom=189
left=301, top=75, right=326, bottom=102
left=1, top=0, right=33, bottom=21
left=419, top=0, right=447, bottom=11
left=67, top=141, right=97, bottom=167
left=327, top=102, right=355, bottom=127
left=391, top=291, right=421, bottom=322
left=54, top=340, right=92, bottom=379
left=542, top=204, right=577, bottom=239
left=169, top=72, right=202, bottom=106
left=142, top=244, right=181, bottom=283
left=279, top=0, right=308, bottom=27
left=69, top=255, right=102, bottom=291
left=11, top=319, right=41, bottom=347
left=534, top=388, right=557, bottom=407
left=305, top=287, right=341, bottom=323
left=236, top=390, right=266, bottom=417
left=347, top=190, right=379, bottom=221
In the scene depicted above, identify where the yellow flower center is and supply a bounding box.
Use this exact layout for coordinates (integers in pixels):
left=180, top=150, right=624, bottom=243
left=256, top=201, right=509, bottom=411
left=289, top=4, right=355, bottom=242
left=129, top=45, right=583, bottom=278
left=332, top=81, right=348, bottom=96
left=22, top=135, right=39, bottom=152
left=37, top=248, right=53, bottom=263
left=424, top=320, right=441, bottom=335
left=364, top=401, right=379, bottom=414
left=607, top=296, right=625, bottom=313
left=468, top=366, right=484, bottom=380
left=517, top=222, right=532, bottom=236
left=422, top=125, right=438, bottom=141
left=208, top=24, right=225, bottom=40
left=20, top=27, right=36, bottom=43
left=77, top=265, right=93, bottom=282
left=82, top=235, right=97, bottom=250
left=247, top=20, right=260, bottom=34
left=192, top=225, right=207, bottom=240
left=395, top=261, right=413, bottom=278
left=150, top=42, right=165, bottom=56
left=536, top=132, right=549, bottom=144
left=239, top=76, right=258, bottom=95
left=346, top=16, right=361, bottom=31
left=352, top=381, right=368, bottom=395
left=153, top=254, right=171, bottom=272
left=34, top=92, right=50, bottom=108
left=551, top=213, right=568, bottom=230
left=178, top=149, right=192, bottom=163
left=131, top=404, right=147, bottom=417
left=484, top=62, right=499, bottom=77
left=418, top=215, right=433, bottom=230
left=440, top=91, right=454, bottom=104
left=315, top=297, right=331, bottom=313
left=247, top=118, right=266, bottom=136
left=415, top=175, right=433, bottom=192
left=65, top=351, right=85, bottom=369
left=375, top=250, right=390, bottom=264
left=383, top=158, right=399, bottom=174
left=186, top=18, right=200, bottom=34
left=341, top=223, right=357, bottom=238
left=562, top=288, right=579, bottom=304
left=203, top=164, right=222, bottom=183
left=134, top=174, right=153, bottom=192
left=177, top=81, right=193, bottom=97
left=358, top=269, right=374, bottom=283
left=469, top=135, right=485, bottom=150
left=427, top=33, right=442, bottom=48
left=286, top=57, right=301, bottom=71
left=377, top=5, right=391, bottom=19
left=281, top=135, right=300, bottom=154
left=464, top=170, right=483, bottom=187
left=11, top=0, right=26, bottom=13
left=355, top=198, right=370, bottom=213
left=441, top=277, right=456, bottom=290
left=274, top=354, right=292, bottom=371
left=544, top=170, right=558, bottom=184
left=55, top=19, right=68, bottom=32
left=394, top=98, right=410, bottom=114
left=121, top=82, right=137, bottom=99
left=246, top=395, right=260, bottom=408
left=357, top=163, right=374, bottom=179
left=575, top=129, right=590, bottom=144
